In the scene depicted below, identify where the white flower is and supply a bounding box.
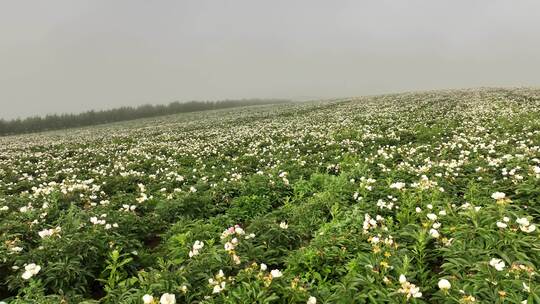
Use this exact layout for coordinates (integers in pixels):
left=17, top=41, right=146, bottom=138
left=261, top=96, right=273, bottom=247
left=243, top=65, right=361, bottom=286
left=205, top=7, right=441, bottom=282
left=189, top=240, right=204, bottom=257
left=397, top=275, right=422, bottom=299
left=90, top=216, right=105, bottom=225
left=399, top=274, right=407, bottom=284
left=21, top=263, right=41, bottom=280
left=390, top=182, right=406, bottom=190
left=212, top=285, right=222, bottom=294
left=10, top=246, right=23, bottom=253
left=21, top=271, right=33, bottom=280
left=516, top=217, right=536, bottom=233
left=38, top=227, right=62, bottom=238
left=279, top=222, right=288, bottom=229
left=427, top=213, right=437, bottom=221
left=432, top=222, right=441, bottom=229
left=307, top=296, right=317, bottom=304
left=411, top=288, right=422, bottom=298
left=523, top=282, right=531, bottom=293
left=193, top=240, right=204, bottom=250
left=159, top=293, right=176, bottom=304
left=260, top=263, right=267, bottom=271
left=232, top=253, right=241, bottom=264
left=503, top=216, right=510, bottom=222
left=429, top=229, right=440, bottom=238
left=216, top=269, right=225, bottom=279
left=491, top=192, right=506, bottom=200
left=270, top=269, right=283, bottom=278
left=142, top=294, right=154, bottom=304
left=496, top=222, right=507, bottom=228
left=224, top=241, right=235, bottom=251
left=438, top=279, right=451, bottom=290
left=517, top=217, right=530, bottom=226
left=521, top=224, right=536, bottom=233
left=234, top=227, right=245, bottom=235
left=489, top=258, right=506, bottom=271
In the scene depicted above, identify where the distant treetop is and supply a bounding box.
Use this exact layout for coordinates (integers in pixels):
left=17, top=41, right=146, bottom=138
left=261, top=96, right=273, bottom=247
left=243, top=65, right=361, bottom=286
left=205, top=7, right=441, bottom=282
left=0, top=99, right=290, bottom=136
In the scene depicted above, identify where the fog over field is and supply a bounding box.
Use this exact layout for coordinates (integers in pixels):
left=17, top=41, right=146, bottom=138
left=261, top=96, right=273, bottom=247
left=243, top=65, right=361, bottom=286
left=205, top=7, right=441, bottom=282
left=1, top=0, right=540, bottom=119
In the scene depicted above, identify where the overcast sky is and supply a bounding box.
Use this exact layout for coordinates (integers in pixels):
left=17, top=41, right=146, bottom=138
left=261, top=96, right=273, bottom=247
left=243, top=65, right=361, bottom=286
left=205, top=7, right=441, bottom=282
left=1, top=0, right=540, bottom=119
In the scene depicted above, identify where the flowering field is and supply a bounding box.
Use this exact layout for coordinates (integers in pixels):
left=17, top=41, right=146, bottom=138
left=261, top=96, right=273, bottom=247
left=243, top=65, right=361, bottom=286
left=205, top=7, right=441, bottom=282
left=2, top=88, right=540, bottom=303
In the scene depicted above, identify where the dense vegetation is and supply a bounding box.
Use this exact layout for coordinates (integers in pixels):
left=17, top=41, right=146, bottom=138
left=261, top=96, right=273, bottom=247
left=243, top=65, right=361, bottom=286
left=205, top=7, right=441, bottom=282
left=0, top=99, right=290, bottom=136
left=1, top=88, right=540, bottom=303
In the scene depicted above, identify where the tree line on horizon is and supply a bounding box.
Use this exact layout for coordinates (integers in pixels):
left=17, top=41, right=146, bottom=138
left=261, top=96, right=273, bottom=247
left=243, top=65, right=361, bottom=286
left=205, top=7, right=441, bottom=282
left=0, top=99, right=290, bottom=136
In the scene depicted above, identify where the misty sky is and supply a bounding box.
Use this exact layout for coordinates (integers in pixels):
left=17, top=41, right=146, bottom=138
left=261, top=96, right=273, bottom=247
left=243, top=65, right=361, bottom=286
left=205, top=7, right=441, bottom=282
left=1, top=0, right=540, bottom=119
